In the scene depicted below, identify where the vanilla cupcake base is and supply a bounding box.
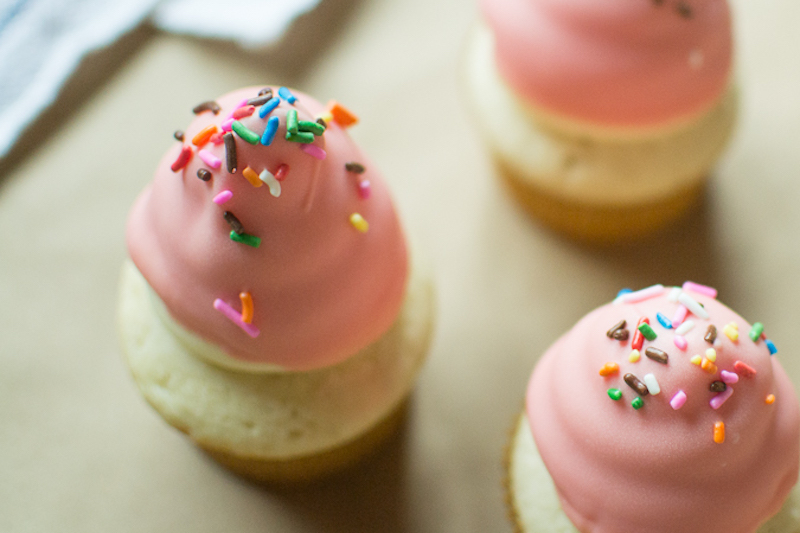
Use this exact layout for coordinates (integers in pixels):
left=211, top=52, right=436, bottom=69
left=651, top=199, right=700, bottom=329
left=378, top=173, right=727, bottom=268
left=464, top=24, right=737, bottom=244
left=118, top=259, right=434, bottom=483
left=505, top=413, right=800, bottom=533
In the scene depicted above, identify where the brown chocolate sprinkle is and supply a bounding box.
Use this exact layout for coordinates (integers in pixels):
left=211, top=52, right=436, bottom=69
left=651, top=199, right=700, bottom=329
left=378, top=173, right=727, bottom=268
left=258, top=88, right=273, bottom=97
left=676, top=2, right=692, bottom=18
left=192, top=100, right=221, bottom=115
left=704, top=325, right=717, bottom=344
left=710, top=381, right=727, bottom=393
left=223, top=211, right=244, bottom=234
left=247, top=95, right=272, bottom=107
left=173, top=130, right=185, bottom=142
left=316, top=117, right=327, bottom=129
left=613, top=329, right=630, bottom=341
left=197, top=169, right=212, bottom=182
left=624, top=373, right=649, bottom=396
left=606, top=320, right=626, bottom=338
left=223, top=132, right=237, bottom=174
left=644, top=347, right=669, bottom=364
left=345, top=162, right=366, bottom=174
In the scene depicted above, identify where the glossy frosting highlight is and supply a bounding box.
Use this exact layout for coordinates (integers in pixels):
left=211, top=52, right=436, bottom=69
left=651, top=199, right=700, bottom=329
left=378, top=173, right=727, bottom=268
left=526, top=288, right=799, bottom=533
left=481, top=0, right=733, bottom=127
left=127, top=87, right=408, bottom=371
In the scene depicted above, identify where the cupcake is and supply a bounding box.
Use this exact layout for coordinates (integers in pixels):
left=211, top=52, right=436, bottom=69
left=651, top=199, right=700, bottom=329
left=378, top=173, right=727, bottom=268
left=506, top=282, right=800, bottom=532
left=118, top=87, right=435, bottom=482
left=464, top=0, right=738, bottom=243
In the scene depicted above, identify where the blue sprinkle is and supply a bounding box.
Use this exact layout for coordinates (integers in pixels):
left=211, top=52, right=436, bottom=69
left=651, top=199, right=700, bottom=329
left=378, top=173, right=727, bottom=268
left=278, top=86, right=297, bottom=104
left=766, top=339, right=778, bottom=355
left=616, top=288, right=632, bottom=298
left=260, top=116, right=279, bottom=146
left=258, top=97, right=281, bottom=118
left=656, top=312, right=673, bottom=329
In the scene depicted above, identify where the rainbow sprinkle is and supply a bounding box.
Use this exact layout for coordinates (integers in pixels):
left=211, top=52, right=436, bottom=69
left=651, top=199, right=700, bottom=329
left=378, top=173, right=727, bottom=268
left=213, top=298, right=259, bottom=337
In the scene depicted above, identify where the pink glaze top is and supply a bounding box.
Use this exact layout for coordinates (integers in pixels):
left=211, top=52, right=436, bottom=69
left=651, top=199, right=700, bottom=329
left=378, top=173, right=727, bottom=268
left=127, top=87, right=408, bottom=371
left=482, top=0, right=734, bottom=127
left=527, top=286, right=799, bottom=533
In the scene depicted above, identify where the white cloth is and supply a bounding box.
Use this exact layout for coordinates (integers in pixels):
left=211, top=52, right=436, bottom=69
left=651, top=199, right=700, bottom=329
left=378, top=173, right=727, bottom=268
left=0, top=0, right=320, bottom=159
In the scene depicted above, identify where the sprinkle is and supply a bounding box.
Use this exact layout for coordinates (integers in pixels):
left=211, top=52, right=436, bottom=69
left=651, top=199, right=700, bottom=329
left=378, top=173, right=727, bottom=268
left=258, top=97, right=281, bottom=119
left=733, top=361, right=757, bottom=378
left=644, top=347, right=668, bottom=364
left=317, top=111, right=333, bottom=124
left=682, top=281, right=718, bottom=298
left=345, top=162, right=366, bottom=174
left=174, top=130, right=185, bottom=141
left=614, top=284, right=665, bottom=304
left=678, top=292, right=709, bottom=319
left=643, top=373, right=661, bottom=395
left=247, top=94, right=272, bottom=107
left=229, top=231, right=261, bottom=248
left=257, top=87, right=273, bottom=97
left=275, top=164, right=290, bottom=181
left=713, top=422, right=725, bottom=444
left=300, top=144, right=327, bottom=160
left=749, top=322, right=764, bottom=342
left=221, top=118, right=234, bottom=132
left=720, top=371, right=739, bottom=384
left=677, top=2, right=693, bottom=19
left=710, top=387, right=733, bottom=409
left=349, top=213, right=369, bottom=233
left=667, top=287, right=681, bottom=302
left=209, top=132, right=225, bottom=145
left=298, top=120, right=325, bottom=136
left=193, top=100, right=221, bottom=115
left=358, top=180, right=371, bottom=199
left=632, top=317, right=649, bottom=350
left=232, top=105, right=256, bottom=119
left=674, top=320, right=695, bottom=336
left=632, top=397, right=644, bottom=410
left=278, top=87, right=297, bottom=104
left=656, top=313, right=672, bottom=329
left=223, top=211, right=244, bottom=234
left=613, top=329, right=630, bottom=341
left=286, top=109, right=298, bottom=134
left=607, top=389, right=622, bottom=401
left=232, top=121, right=260, bottom=144
left=674, top=335, right=687, bottom=350
left=766, top=394, right=776, bottom=405
left=714, top=338, right=723, bottom=350
left=629, top=350, right=641, bottom=363
left=327, top=100, right=358, bottom=127
left=672, top=305, right=689, bottom=327
left=670, top=390, right=687, bottom=410
left=213, top=190, right=233, bottom=204
left=213, top=298, right=259, bottom=337
left=170, top=146, right=193, bottom=172
left=705, top=348, right=717, bottom=362
left=766, top=340, right=778, bottom=355
left=606, top=320, right=627, bottom=338
left=242, top=167, right=263, bottom=188
left=691, top=355, right=702, bottom=365
left=286, top=131, right=315, bottom=143
left=197, top=169, right=212, bottom=182
left=709, top=380, right=727, bottom=392
left=616, top=288, right=632, bottom=298
left=198, top=149, right=221, bottom=169
left=724, top=323, right=739, bottom=342
left=316, top=117, right=327, bottom=129
left=599, top=362, right=620, bottom=377
left=224, top=133, right=237, bottom=173
left=192, top=125, right=219, bottom=146
left=260, top=116, right=280, bottom=146
left=638, top=322, right=657, bottom=341
left=704, top=325, right=717, bottom=344
left=624, top=373, right=649, bottom=396
left=701, top=358, right=718, bottom=374
left=230, top=97, right=248, bottom=114
left=259, top=169, right=281, bottom=197
left=239, top=292, right=254, bottom=324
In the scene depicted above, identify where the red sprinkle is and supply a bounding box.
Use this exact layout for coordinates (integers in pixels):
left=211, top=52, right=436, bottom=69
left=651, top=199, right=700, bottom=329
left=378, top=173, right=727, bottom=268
left=209, top=132, right=225, bottom=145
left=233, top=105, right=256, bottom=119
left=358, top=180, right=371, bottom=199
left=734, top=361, right=757, bottom=378
left=632, top=317, right=649, bottom=351
left=170, top=146, right=193, bottom=172
left=275, top=164, right=289, bottom=181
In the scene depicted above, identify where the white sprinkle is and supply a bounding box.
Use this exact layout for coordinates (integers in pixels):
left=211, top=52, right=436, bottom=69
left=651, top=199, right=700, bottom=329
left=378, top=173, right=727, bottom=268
left=668, top=287, right=682, bottom=303
left=678, top=292, right=709, bottom=319
left=675, top=320, right=695, bottom=336
left=259, top=169, right=281, bottom=197
left=644, top=373, right=661, bottom=395
left=614, top=284, right=666, bottom=305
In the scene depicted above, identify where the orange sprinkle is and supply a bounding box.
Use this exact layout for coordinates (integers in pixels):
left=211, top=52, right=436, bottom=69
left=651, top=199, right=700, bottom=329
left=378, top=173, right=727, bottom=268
left=327, top=101, right=359, bottom=128
left=713, top=421, right=725, bottom=444
left=766, top=394, right=776, bottom=405
left=239, top=292, right=254, bottom=324
left=701, top=358, right=718, bottom=374
left=598, top=362, right=620, bottom=377
left=192, top=124, right=219, bottom=147
left=242, top=166, right=263, bottom=187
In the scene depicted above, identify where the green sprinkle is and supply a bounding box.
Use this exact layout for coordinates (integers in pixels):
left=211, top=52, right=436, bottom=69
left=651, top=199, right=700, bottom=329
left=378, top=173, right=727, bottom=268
left=631, top=397, right=644, bottom=410
left=607, top=388, right=622, bottom=401
left=229, top=231, right=261, bottom=248
left=298, top=120, right=325, bottom=136
left=286, top=131, right=315, bottom=143
left=286, top=109, right=298, bottom=134
left=749, top=322, right=764, bottom=342
left=231, top=121, right=259, bottom=144
left=638, top=322, right=657, bottom=341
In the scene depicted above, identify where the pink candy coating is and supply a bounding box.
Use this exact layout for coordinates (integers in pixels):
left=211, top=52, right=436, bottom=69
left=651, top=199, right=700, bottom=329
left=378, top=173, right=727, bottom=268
left=674, top=335, right=687, bottom=350
left=670, top=390, right=687, bottom=410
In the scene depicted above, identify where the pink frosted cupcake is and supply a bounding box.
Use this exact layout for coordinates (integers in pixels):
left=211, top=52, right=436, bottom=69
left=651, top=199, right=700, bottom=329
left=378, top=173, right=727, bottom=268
left=118, top=87, right=435, bottom=482
left=465, top=1, right=738, bottom=243
left=506, top=282, right=800, bottom=532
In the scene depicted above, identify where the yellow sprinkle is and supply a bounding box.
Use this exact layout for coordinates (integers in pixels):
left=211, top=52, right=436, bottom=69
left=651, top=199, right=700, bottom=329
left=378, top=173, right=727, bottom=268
left=242, top=166, right=263, bottom=187
left=599, top=362, right=620, bottom=377
left=629, top=350, right=641, bottom=363
left=729, top=321, right=739, bottom=330
left=317, top=112, right=333, bottom=124
left=239, top=292, right=254, bottom=324
left=701, top=358, right=718, bottom=374
left=713, top=421, right=725, bottom=444
left=690, top=355, right=702, bottom=366
left=705, top=348, right=717, bottom=362
left=766, top=394, right=776, bottom=405
left=724, top=324, right=739, bottom=342
left=349, top=213, right=369, bottom=233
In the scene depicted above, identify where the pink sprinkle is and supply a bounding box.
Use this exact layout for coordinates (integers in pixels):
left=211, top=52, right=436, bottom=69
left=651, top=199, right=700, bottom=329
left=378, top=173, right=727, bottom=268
left=213, top=298, right=260, bottom=338
left=300, top=144, right=327, bottom=160
left=225, top=98, right=249, bottom=120
left=673, top=335, right=688, bottom=350
left=720, top=370, right=740, bottom=384
left=232, top=105, right=255, bottom=119
left=358, top=180, right=371, bottom=199
left=734, top=360, right=757, bottom=378
left=672, top=305, right=689, bottom=327
left=616, top=284, right=666, bottom=304
left=221, top=118, right=234, bottom=132
left=710, top=387, right=733, bottom=410
left=670, top=390, right=687, bottom=410
left=213, top=190, right=233, bottom=204
left=198, top=149, right=221, bottom=169
left=274, top=164, right=289, bottom=181
left=682, top=281, right=718, bottom=299
left=209, top=132, right=225, bottom=145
